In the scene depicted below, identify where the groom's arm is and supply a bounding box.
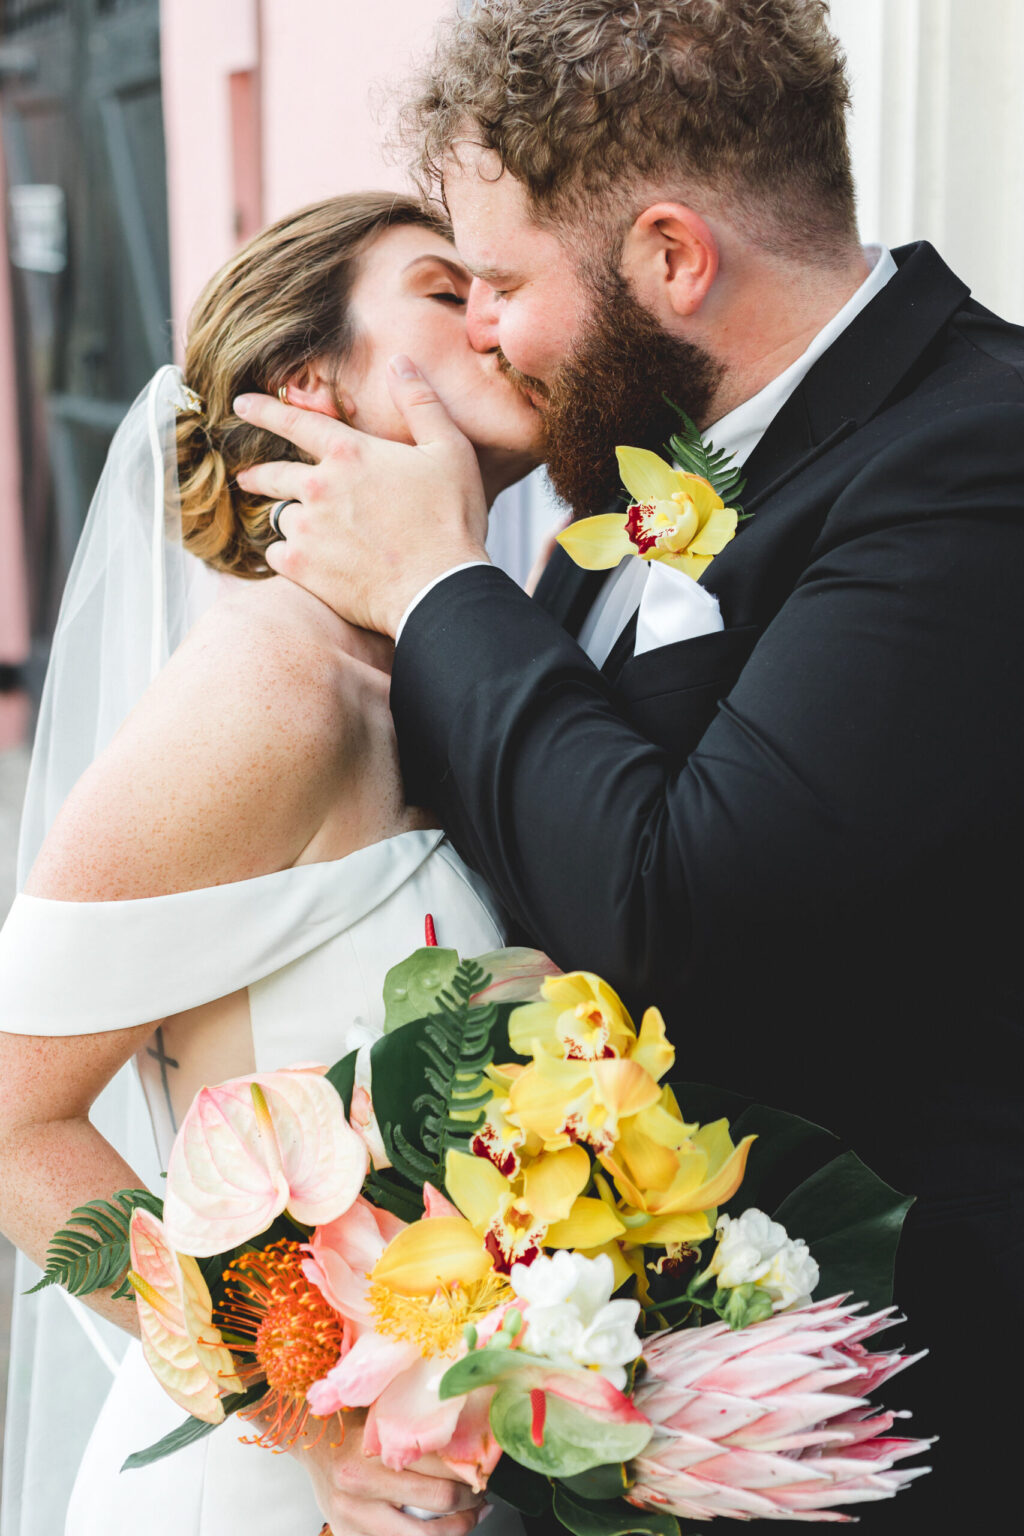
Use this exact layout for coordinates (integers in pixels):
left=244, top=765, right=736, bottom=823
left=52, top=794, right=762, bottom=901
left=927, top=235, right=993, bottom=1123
left=231, top=379, right=1023, bottom=1012
left=390, top=405, right=1024, bottom=1005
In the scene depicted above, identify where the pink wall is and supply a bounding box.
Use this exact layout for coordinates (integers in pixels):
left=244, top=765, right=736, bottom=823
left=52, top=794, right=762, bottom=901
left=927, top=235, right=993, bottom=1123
left=161, top=0, right=452, bottom=346
left=0, top=141, right=31, bottom=749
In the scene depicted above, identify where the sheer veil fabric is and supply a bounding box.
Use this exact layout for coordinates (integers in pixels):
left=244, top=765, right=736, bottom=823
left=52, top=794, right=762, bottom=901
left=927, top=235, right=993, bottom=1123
left=2, top=367, right=221, bottom=1534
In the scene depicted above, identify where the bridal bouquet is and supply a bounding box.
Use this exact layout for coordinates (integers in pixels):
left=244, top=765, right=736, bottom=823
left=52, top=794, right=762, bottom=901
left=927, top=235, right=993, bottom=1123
left=37, top=942, right=931, bottom=1532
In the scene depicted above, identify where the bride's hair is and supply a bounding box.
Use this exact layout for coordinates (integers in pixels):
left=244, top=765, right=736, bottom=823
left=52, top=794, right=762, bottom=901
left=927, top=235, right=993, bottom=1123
left=175, top=191, right=449, bottom=577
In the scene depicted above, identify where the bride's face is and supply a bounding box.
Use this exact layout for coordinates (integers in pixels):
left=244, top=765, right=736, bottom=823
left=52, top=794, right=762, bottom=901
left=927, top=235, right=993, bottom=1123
left=339, top=224, right=543, bottom=490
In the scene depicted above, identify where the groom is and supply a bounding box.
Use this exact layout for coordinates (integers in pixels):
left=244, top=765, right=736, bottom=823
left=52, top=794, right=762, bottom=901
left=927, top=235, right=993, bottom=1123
left=236, top=0, right=1023, bottom=1524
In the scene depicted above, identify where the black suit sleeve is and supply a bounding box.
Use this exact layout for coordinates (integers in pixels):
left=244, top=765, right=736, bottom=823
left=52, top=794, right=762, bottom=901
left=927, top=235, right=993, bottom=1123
left=389, top=404, right=1024, bottom=1007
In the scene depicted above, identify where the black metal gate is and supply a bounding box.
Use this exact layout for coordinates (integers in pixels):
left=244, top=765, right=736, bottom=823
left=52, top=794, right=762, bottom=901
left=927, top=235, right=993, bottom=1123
left=0, top=0, right=169, bottom=680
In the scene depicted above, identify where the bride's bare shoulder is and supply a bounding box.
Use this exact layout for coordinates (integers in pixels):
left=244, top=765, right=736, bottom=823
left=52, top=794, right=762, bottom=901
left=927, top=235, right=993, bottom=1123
left=26, top=578, right=391, bottom=902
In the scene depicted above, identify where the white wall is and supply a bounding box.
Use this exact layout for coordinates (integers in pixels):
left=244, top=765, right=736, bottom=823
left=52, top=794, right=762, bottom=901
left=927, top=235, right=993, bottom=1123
left=831, top=0, right=1024, bottom=321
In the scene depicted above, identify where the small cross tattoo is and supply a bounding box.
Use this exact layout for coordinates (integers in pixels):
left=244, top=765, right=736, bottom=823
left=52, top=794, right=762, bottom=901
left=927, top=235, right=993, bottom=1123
left=147, top=1026, right=181, bottom=1133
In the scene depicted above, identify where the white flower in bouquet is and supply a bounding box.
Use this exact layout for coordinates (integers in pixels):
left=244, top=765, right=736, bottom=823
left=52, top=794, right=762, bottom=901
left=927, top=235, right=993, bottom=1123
left=710, top=1208, right=819, bottom=1310
left=509, top=1250, right=643, bottom=1390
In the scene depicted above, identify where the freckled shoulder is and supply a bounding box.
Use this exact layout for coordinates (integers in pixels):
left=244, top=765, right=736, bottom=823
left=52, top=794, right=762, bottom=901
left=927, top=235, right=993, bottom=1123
left=26, top=580, right=376, bottom=902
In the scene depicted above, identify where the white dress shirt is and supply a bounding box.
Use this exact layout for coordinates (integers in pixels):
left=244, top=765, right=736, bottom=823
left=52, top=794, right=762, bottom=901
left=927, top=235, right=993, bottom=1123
left=397, top=247, right=897, bottom=661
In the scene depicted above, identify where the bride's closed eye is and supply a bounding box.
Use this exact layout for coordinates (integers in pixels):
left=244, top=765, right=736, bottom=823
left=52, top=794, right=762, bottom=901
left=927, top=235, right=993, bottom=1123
left=428, top=290, right=466, bottom=306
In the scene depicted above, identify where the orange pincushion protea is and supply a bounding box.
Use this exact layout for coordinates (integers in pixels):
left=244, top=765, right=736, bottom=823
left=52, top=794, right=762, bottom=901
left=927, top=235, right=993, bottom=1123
left=217, top=1238, right=350, bottom=1449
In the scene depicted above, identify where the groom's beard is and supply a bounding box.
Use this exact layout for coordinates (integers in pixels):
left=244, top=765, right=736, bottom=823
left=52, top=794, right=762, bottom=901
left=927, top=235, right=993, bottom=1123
left=500, top=271, right=722, bottom=518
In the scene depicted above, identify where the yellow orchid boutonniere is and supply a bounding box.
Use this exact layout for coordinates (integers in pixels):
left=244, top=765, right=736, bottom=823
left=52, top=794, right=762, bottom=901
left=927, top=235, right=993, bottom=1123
left=558, top=400, right=748, bottom=580
left=558, top=446, right=739, bottom=579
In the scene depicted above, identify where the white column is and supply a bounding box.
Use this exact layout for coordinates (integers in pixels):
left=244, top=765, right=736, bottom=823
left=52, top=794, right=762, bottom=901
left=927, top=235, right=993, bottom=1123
left=831, top=0, right=1024, bottom=321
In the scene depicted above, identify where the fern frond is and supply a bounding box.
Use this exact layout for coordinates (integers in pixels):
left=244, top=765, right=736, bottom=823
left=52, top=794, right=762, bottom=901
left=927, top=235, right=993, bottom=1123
left=27, top=1188, right=163, bottom=1300
left=389, top=1126, right=437, bottom=1184
left=663, top=396, right=747, bottom=511
left=413, top=962, right=502, bottom=1178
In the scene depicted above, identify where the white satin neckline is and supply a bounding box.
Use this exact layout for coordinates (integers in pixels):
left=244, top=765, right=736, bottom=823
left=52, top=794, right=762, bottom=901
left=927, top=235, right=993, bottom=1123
left=0, top=828, right=448, bottom=1035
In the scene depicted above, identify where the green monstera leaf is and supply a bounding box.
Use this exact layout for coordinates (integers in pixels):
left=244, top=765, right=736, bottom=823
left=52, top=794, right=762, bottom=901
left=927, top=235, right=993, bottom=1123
left=773, top=1149, right=913, bottom=1312
left=554, top=1486, right=681, bottom=1536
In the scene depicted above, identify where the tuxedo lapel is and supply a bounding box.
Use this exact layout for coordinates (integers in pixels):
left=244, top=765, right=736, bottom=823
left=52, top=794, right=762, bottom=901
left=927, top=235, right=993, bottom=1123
left=742, top=241, right=969, bottom=504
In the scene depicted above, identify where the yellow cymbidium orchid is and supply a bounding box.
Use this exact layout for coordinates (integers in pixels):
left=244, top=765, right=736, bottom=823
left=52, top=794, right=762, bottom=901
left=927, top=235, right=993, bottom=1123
left=507, top=1049, right=663, bottom=1157
left=600, top=1117, right=756, bottom=1249
left=368, top=1143, right=626, bottom=1287
left=466, top=1063, right=538, bottom=1181
left=556, top=447, right=738, bottom=580
left=509, top=971, right=639, bottom=1062
left=445, top=1143, right=625, bottom=1273
left=508, top=1003, right=678, bottom=1156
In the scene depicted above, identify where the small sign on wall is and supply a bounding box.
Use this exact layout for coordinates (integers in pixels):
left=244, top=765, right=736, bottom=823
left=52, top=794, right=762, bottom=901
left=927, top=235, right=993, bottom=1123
left=8, top=184, right=67, bottom=274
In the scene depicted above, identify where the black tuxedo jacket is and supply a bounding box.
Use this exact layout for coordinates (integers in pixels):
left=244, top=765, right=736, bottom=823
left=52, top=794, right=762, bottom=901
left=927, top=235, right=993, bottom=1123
left=391, top=244, right=1023, bottom=1525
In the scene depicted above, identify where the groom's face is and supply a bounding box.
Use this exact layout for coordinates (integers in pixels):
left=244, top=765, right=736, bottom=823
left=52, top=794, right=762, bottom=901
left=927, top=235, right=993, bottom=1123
left=445, top=146, right=721, bottom=515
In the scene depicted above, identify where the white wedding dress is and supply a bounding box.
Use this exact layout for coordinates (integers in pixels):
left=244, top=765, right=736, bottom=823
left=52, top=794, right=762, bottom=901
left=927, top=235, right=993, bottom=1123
left=0, top=827, right=524, bottom=1534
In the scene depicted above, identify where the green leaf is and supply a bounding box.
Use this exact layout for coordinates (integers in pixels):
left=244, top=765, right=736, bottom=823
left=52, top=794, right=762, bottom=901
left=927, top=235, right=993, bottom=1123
left=662, top=396, right=746, bottom=511
left=383, top=947, right=460, bottom=1032
left=439, top=1344, right=552, bottom=1400
left=484, top=1456, right=553, bottom=1517
left=26, top=1188, right=164, bottom=1300
left=561, top=1462, right=633, bottom=1502
left=121, top=1384, right=267, bottom=1471
left=370, top=963, right=515, bottom=1189
left=553, top=1486, right=680, bottom=1536
left=667, top=1082, right=840, bottom=1219
left=325, top=1049, right=358, bottom=1115
left=361, top=1167, right=424, bottom=1224
left=490, top=1386, right=652, bottom=1479
left=773, top=1150, right=913, bottom=1312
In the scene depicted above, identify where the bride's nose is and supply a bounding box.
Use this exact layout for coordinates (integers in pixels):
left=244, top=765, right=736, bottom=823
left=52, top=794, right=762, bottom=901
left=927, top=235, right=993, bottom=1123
left=466, top=277, right=501, bottom=353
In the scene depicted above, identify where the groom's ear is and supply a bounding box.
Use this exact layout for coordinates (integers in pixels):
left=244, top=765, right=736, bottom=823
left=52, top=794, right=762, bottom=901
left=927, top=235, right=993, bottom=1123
left=624, top=202, right=719, bottom=321
left=282, top=358, right=357, bottom=425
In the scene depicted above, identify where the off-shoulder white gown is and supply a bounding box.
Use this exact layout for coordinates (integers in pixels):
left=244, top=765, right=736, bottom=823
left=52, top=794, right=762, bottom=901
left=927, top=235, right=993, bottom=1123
left=0, top=829, right=522, bottom=1535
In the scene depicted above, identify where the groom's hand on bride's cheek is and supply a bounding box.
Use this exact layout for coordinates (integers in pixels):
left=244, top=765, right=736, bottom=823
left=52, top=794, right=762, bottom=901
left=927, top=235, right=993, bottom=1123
left=234, top=357, right=490, bottom=637
left=296, top=1408, right=485, bottom=1535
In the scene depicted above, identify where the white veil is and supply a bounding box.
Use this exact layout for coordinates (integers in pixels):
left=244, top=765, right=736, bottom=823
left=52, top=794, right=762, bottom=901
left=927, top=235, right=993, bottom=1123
left=2, top=365, right=221, bottom=1536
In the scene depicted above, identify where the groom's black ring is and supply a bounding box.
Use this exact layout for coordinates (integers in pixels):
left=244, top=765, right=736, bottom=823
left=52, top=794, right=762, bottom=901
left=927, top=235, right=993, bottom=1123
left=268, top=499, right=299, bottom=541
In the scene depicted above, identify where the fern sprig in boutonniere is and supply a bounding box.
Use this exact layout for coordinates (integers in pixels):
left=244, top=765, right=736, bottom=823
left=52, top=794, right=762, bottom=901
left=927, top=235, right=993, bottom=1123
left=663, top=395, right=748, bottom=515
left=557, top=395, right=748, bottom=580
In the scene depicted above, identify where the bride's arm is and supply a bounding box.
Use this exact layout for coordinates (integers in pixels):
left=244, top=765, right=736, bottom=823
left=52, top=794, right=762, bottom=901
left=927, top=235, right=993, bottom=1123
left=0, top=1021, right=155, bottom=1335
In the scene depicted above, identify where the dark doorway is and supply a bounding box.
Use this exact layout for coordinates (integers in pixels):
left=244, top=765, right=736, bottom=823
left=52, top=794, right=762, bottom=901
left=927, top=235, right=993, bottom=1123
left=0, top=0, right=170, bottom=687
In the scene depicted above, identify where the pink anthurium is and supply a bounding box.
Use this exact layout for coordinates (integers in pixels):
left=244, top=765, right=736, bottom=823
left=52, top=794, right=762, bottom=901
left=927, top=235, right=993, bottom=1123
left=163, top=1067, right=367, bottom=1255
left=128, top=1207, right=242, bottom=1424
left=469, top=948, right=562, bottom=1006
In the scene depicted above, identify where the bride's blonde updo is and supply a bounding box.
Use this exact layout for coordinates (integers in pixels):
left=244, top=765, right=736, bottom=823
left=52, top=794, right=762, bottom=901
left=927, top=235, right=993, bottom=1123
left=176, top=192, right=449, bottom=577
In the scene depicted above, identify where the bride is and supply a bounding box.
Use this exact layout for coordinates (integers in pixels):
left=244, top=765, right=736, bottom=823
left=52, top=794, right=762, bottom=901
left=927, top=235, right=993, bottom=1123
left=0, top=192, right=541, bottom=1536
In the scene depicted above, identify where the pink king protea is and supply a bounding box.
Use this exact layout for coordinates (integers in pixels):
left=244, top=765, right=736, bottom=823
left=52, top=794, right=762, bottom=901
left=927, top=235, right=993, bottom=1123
left=629, top=1297, right=931, bottom=1522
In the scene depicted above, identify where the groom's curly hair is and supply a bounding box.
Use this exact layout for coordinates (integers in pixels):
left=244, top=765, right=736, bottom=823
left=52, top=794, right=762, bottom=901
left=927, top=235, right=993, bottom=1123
left=405, top=0, right=857, bottom=265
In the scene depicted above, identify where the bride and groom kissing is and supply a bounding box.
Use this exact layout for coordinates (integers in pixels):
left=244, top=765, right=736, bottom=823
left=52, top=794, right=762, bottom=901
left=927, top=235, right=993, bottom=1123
left=0, top=2, right=1020, bottom=1533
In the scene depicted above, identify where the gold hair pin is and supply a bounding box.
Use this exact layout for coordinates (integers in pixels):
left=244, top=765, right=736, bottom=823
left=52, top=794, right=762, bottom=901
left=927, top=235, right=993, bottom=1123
left=175, top=384, right=205, bottom=416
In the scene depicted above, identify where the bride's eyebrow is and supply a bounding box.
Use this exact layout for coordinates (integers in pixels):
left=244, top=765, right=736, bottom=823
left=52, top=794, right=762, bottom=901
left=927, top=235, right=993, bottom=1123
left=402, top=254, right=470, bottom=282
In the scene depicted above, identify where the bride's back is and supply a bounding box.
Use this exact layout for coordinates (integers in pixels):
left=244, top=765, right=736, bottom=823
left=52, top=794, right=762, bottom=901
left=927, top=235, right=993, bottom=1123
left=26, top=573, right=429, bottom=905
